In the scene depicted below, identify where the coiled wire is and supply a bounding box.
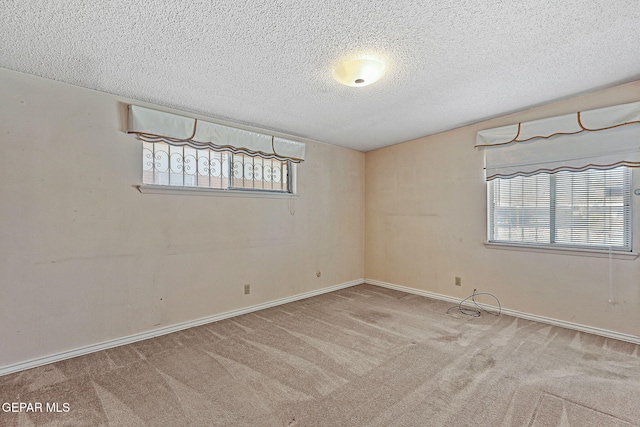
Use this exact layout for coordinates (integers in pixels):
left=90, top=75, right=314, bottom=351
left=447, top=288, right=501, bottom=317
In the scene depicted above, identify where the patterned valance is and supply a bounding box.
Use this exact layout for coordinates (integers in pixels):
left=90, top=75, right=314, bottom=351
left=128, top=105, right=305, bottom=162
left=476, top=101, right=640, bottom=180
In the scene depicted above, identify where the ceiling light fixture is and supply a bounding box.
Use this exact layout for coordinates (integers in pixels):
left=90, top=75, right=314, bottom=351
left=332, top=58, right=385, bottom=87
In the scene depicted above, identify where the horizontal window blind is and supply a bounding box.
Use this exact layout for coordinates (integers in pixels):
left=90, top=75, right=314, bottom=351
left=554, top=168, right=630, bottom=248
left=489, top=174, right=551, bottom=244
left=489, top=167, right=631, bottom=250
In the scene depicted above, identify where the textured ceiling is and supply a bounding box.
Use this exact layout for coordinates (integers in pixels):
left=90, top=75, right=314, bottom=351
left=1, top=1, right=639, bottom=151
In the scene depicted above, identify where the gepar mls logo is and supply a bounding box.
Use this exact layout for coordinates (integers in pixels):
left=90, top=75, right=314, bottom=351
left=2, top=402, right=70, bottom=413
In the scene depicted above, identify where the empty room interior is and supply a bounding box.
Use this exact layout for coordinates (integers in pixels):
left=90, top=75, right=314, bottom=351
left=1, top=1, right=640, bottom=426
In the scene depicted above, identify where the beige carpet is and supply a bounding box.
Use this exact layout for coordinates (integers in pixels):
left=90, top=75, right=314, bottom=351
left=1, top=284, right=639, bottom=426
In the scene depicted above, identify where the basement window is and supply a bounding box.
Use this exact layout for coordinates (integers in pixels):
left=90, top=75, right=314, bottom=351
left=128, top=105, right=305, bottom=196
left=142, top=141, right=292, bottom=193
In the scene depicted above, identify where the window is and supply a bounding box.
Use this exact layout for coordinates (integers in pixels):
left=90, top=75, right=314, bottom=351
left=128, top=105, right=305, bottom=195
left=142, top=141, right=291, bottom=192
left=488, top=167, right=632, bottom=250
left=476, top=101, right=640, bottom=254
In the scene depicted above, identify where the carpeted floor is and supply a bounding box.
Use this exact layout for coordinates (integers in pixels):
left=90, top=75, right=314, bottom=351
left=1, top=284, right=639, bottom=426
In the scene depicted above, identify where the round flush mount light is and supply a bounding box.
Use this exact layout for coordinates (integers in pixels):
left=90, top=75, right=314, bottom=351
left=332, top=58, right=385, bottom=87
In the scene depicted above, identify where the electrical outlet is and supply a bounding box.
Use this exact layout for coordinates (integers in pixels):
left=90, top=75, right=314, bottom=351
left=455, top=277, right=462, bottom=287
left=244, top=284, right=250, bottom=295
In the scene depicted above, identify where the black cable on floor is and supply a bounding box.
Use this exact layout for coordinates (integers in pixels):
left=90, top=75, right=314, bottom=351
left=446, top=288, right=501, bottom=317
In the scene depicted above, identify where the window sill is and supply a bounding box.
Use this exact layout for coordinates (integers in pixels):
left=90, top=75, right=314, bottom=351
left=484, top=241, right=638, bottom=260
left=135, top=185, right=298, bottom=199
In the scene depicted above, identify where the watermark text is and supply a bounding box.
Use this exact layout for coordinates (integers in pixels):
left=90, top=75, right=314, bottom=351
left=2, top=402, right=70, bottom=413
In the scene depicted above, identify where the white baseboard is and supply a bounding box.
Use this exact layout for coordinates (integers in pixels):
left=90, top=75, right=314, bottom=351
left=0, top=279, right=365, bottom=377
left=366, top=279, right=640, bottom=345
left=5, top=277, right=636, bottom=377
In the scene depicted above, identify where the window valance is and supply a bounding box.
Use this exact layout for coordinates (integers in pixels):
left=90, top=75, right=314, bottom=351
left=475, top=101, right=640, bottom=180
left=127, top=105, right=306, bottom=162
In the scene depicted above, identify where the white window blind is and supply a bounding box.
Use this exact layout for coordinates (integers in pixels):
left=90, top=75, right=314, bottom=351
left=554, top=167, right=630, bottom=248
left=489, top=173, right=551, bottom=244
left=488, top=167, right=631, bottom=250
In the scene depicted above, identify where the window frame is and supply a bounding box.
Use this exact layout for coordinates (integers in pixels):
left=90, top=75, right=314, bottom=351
left=485, top=167, right=637, bottom=259
left=139, top=141, right=298, bottom=198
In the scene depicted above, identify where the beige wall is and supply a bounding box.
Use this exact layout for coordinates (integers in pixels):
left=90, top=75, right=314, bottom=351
left=2, top=66, right=638, bottom=369
left=0, top=69, right=365, bottom=367
left=365, top=81, right=640, bottom=336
